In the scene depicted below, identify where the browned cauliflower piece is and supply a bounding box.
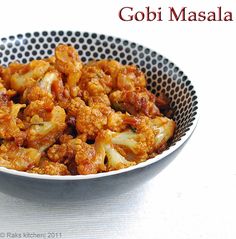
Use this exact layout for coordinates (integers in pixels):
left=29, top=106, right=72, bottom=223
left=0, top=97, right=26, bottom=145
left=107, top=111, right=137, bottom=132
left=8, top=60, right=49, bottom=93
left=67, top=97, right=111, bottom=139
left=47, top=136, right=84, bottom=163
left=68, top=97, right=140, bottom=139
left=87, top=60, right=122, bottom=86
left=75, top=104, right=108, bottom=139
left=0, top=142, right=41, bottom=171
left=76, top=129, right=135, bottom=175
left=111, top=116, right=176, bottom=161
left=109, top=88, right=161, bottom=118
left=28, top=159, right=69, bottom=175
left=21, top=69, right=69, bottom=108
left=116, top=65, right=146, bottom=90
left=24, top=99, right=54, bottom=120
left=0, top=62, right=28, bottom=88
left=87, top=94, right=111, bottom=107
left=0, top=78, right=17, bottom=98
left=47, top=135, right=96, bottom=175
left=55, top=44, right=82, bottom=97
left=26, top=105, right=66, bottom=151
left=22, top=85, right=52, bottom=104
left=148, top=116, right=176, bottom=150
left=79, top=64, right=113, bottom=102
left=74, top=140, right=100, bottom=175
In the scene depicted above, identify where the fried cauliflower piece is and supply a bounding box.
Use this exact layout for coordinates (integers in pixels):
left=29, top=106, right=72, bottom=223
left=117, top=65, right=146, bottom=90
left=111, top=116, right=176, bottom=161
left=26, top=105, right=66, bottom=151
left=55, top=44, right=82, bottom=97
left=86, top=60, right=145, bottom=92
left=88, top=59, right=122, bottom=85
left=0, top=142, right=41, bottom=171
left=79, top=64, right=113, bottom=102
left=9, top=60, right=50, bottom=93
left=47, top=135, right=89, bottom=175
left=76, top=129, right=135, bottom=175
left=87, top=94, right=111, bottom=107
left=23, top=98, right=54, bottom=120
left=75, top=103, right=108, bottom=139
left=27, top=159, right=69, bottom=175
left=107, top=111, right=137, bottom=132
left=74, top=140, right=100, bottom=175
left=22, top=69, right=69, bottom=107
left=67, top=97, right=111, bottom=139
left=47, top=136, right=85, bottom=163
left=47, top=135, right=99, bottom=175
left=0, top=97, right=26, bottom=144
left=0, top=79, right=17, bottom=98
left=22, top=85, right=52, bottom=104
left=110, top=88, right=161, bottom=118
left=149, top=116, right=176, bottom=150
left=38, top=70, right=60, bottom=94
left=0, top=62, right=27, bottom=88
left=68, top=97, right=140, bottom=138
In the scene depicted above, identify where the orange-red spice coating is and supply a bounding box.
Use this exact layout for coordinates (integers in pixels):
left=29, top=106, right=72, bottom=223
left=0, top=44, right=175, bottom=175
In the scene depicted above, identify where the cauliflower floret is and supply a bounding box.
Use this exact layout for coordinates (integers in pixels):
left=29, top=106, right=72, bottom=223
left=47, top=136, right=86, bottom=163
left=38, top=70, right=59, bottom=94
left=107, top=111, right=138, bottom=132
left=0, top=142, right=41, bottom=171
left=26, top=106, right=66, bottom=151
left=27, top=159, right=69, bottom=175
left=76, top=129, right=135, bottom=175
left=22, top=85, right=52, bottom=104
left=74, top=140, right=99, bottom=175
left=68, top=97, right=136, bottom=138
left=24, top=98, right=54, bottom=120
left=116, top=65, right=146, bottom=90
left=79, top=64, right=113, bottom=102
left=87, top=60, right=122, bottom=86
left=67, top=97, right=111, bottom=139
left=149, top=116, right=176, bottom=150
left=109, top=88, right=161, bottom=118
left=87, top=94, right=111, bottom=107
left=110, top=129, right=153, bottom=162
left=55, top=44, right=82, bottom=97
left=109, top=116, right=175, bottom=162
left=76, top=104, right=107, bottom=139
left=47, top=135, right=96, bottom=175
left=104, top=143, right=135, bottom=171
left=22, top=70, right=69, bottom=108
left=1, top=62, right=28, bottom=88
left=0, top=79, right=17, bottom=98
left=10, top=60, right=50, bottom=93
left=0, top=99, right=26, bottom=144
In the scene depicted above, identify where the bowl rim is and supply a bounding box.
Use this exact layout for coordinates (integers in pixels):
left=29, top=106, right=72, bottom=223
left=0, top=30, right=199, bottom=181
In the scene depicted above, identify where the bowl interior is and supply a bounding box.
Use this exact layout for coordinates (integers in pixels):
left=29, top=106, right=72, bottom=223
left=0, top=31, right=198, bottom=161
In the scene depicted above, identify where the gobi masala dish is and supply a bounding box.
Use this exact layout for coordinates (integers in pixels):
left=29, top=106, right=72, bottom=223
left=0, top=44, right=175, bottom=175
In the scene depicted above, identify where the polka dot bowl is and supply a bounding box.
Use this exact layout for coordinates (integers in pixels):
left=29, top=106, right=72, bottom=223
left=0, top=31, right=198, bottom=201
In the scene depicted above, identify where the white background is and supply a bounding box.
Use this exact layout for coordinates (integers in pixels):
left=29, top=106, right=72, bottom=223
left=0, top=0, right=236, bottom=238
